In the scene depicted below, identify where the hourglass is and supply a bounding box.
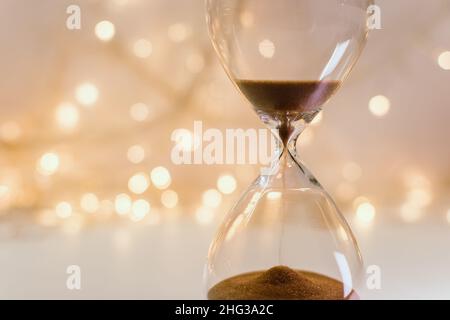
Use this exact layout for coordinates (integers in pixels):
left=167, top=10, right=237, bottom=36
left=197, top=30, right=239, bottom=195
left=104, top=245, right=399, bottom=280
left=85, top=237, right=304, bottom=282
left=205, top=0, right=372, bottom=299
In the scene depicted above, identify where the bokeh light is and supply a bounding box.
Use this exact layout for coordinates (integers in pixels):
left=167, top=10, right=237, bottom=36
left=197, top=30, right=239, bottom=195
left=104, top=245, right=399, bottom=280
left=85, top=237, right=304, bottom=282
left=133, top=39, right=153, bottom=58
left=202, top=189, right=222, bottom=208
left=55, top=202, right=72, bottom=219
left=217, top=175, right=237, bottom=194
left=0, top=185, right=12, bottom=210
left=128, top=173, right=150, bottom=194
left=127, top=145, right=146, bottom=164
left=369, top=95, right=391, bottom=117
left=400, top=202, right=422, bottom=223
left=258, top=39, right=275, bottom=59
left=0, top=0, right=449, bottom=301
left=195, top=206, right=214, bottom=225
left=95, top=20, right=116, bottom=42
left=356, top=201, right=376, bottom=224
left=55, top=102, right=79, bottom=132
left=130, top=102, right=150, bottom=122
left=75, top=83, right=99, bottom=106
left=115, top=193, right=132, bottom=215
left=161, top=190, right=178, bottom=208
left=151, top=166, right=171, bottom=190
left=406, top=188, right=432, bottom=208
left=438, top=51, right=450, bottom=70
left=37, top=152, right=60, bottom=176
left=80, top=193, right=100, bottom=213
left=62, top=214, right=84, bottom=235
left=131, top=199, right=151, bottom=222
left=168, top=23, right=190, bottom=43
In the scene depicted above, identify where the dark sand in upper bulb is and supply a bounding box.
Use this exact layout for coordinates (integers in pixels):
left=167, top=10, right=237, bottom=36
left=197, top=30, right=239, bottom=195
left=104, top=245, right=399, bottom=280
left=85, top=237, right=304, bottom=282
left=236, top=80, right=341, bottom=115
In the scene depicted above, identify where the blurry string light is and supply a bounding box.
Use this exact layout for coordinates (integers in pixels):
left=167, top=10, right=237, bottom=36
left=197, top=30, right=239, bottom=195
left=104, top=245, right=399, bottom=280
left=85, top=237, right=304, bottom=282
left=369, top=95, right=391, bottom=117
left=399, top=190, right=431, bottom=223
left=0, top=185, right=12, bottom=210
left=400, top=170, right=432, bottom=223
left=406, top=188, right=432, bottom=208
left=438, top=51, right=450, bottom=70
left=259, top=39, right=275, bottom=59
left=99, top=199, right=115, bottom=216
left=62, top=214, right=84, bottom=235
left=168, top=23, right=190, bottom=43
left=0, top=185, right=10, bottom=199
left=55, top=102, right=79, bottom=132
left=133, top=39, right=153, bottom=58
left=0, top=172, right=19, bottom=211
left=151, top=166, right=171, bottom=189
left=37, top=152, right=60, bottom=176
left=131, top=199, right=151, bottom=222
left=130, top=102, right=151, bottom=122
left=80, top=193, right=100, bottom=213
left=127, top=145, right=146, bottom=164
left=128, top=172, right=150, bottom=194
left=446, top=209, right=450, bottom=224
left=356, top=201, right=376, bottom=224
left=400, top=202, right=422, bottom=223
left=115, top=193, right=132, bottom=215
left=202, top=189, right=222, bottom=208
left=75, top=83, right=99, bottom=106
left=217, top=175, right=237, bottom=194
left=195, top=206, right=214, bottom=225
left=161, top=190, right=178, bottom=208
left=95, top=20, right=116, bottom=42
left=56, top=202, right=72, bottom=219
left=403, top=170, right=430, bottom=189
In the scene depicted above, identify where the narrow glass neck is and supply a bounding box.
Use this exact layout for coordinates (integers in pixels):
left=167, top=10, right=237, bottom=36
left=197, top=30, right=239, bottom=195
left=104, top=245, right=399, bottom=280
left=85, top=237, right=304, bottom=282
left=274, top=118, right=305, bottom=160
left=267, top=120, right=322, bottom=189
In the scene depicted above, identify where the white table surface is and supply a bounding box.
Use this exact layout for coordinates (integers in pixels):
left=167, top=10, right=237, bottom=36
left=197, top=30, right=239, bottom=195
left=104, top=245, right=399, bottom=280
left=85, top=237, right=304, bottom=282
left=1, top=212, right=449, bottom=300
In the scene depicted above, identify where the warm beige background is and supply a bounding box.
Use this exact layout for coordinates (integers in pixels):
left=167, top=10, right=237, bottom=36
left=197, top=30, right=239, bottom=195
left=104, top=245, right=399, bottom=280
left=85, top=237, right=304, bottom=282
left=0, top=0, right=449, bottom=299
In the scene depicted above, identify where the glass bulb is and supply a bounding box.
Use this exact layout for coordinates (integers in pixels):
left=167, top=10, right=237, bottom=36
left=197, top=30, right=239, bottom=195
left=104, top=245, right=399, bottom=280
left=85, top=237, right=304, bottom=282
left=205, top=0, right=372, bottom=300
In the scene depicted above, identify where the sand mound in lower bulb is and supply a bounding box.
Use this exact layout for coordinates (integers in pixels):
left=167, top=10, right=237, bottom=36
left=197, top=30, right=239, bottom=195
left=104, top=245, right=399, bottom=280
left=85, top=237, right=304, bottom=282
left=208, top=266, right=351, bottom=300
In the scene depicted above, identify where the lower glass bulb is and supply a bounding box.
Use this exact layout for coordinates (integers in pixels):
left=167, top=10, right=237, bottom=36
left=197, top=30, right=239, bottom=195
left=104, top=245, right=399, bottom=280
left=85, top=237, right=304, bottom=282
left=204, top=149, right=363, bottom=300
